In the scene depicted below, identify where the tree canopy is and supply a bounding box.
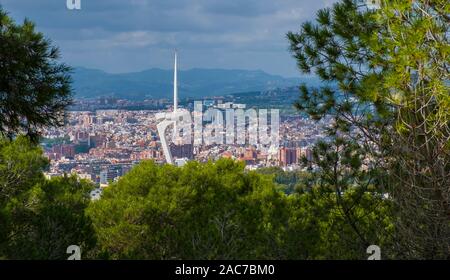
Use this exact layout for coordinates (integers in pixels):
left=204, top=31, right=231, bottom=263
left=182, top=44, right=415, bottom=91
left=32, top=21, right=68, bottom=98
left=287, top=0, right=449, bottom=259
left=0, top=137, right=96, bottom=259
left=0, top=7, right=72, bottom=141
left=86, top=158, right=391, bottom=260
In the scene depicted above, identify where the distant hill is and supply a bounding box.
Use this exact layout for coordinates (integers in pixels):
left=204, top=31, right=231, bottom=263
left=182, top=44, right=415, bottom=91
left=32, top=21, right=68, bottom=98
left=71, top=67, right=320, bottom=100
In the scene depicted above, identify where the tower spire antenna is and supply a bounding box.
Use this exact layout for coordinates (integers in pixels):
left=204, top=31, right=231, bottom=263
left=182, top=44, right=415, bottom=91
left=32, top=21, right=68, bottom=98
left=173, top=50, right=178, bottom=112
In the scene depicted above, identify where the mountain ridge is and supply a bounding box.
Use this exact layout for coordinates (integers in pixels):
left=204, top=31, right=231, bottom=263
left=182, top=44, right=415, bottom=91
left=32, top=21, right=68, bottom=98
left=71, top=67, right=320, bottom=100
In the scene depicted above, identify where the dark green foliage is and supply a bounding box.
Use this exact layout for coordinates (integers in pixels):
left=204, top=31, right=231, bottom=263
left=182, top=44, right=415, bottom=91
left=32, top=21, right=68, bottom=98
left=0, top=136, right=48, bottom=205
left=0, top=8, right=72, bottom=141
left=88, top=159, right=287, bottom=259
left=287, top=0, right=449, bottom=259
left=0, top=137, right=390, bottom=259
left=287, top=0, right=394, bottom=256
left=257, top=167, right=309, bottom=194
left=86, top=159, right=391, bottom=260
left=0, top=137, right=96, bottom=260
left=2, top=176, right=96, bottom=259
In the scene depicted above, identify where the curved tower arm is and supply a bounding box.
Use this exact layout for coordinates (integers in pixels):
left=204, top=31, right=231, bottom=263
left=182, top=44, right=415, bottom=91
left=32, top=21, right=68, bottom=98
left=156, top=117, right=175, bottom=165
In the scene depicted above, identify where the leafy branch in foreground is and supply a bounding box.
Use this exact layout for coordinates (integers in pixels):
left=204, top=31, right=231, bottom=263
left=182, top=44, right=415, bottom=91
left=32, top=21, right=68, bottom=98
left=288, top=0, right=449, bottom=259
left=0, top=7, right=72, bottom=141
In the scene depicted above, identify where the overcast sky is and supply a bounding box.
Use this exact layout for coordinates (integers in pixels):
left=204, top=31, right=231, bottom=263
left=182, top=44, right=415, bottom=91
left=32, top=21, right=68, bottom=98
left=0, top=0, right=336, bottom=77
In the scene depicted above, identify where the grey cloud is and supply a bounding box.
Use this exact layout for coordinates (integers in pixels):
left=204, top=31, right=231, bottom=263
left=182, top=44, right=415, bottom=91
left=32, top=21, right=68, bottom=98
left=0, top=0, right=337, bottom=77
